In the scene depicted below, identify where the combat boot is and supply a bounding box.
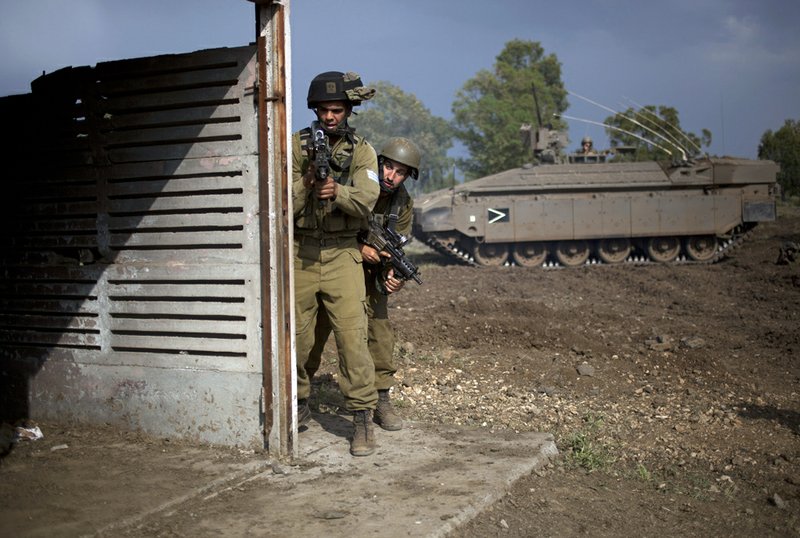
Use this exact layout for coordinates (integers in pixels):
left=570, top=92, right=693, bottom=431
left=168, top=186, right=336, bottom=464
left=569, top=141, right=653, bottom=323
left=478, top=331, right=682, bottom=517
left=350, top=409, right=376, bottom=456
left=297, top=398, right=311, bottom=426
left=373, top=389, right=403, bottom=431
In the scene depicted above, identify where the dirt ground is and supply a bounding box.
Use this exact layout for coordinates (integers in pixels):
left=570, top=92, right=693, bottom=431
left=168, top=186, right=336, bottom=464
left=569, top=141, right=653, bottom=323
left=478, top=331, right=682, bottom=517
left=2, top=204, right=799, bottom=537
left=390, top=203, right=800, bottom=537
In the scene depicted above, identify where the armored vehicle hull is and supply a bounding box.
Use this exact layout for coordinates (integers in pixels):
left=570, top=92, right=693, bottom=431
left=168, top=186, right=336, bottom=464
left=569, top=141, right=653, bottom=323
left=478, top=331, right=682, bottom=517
left=413, top=157, right=778, bottom=267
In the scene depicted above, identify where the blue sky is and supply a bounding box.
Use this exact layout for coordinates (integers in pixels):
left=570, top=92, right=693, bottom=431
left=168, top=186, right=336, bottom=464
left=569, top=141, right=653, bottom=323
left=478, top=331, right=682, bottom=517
left=1, top=0, right=798, bottom=160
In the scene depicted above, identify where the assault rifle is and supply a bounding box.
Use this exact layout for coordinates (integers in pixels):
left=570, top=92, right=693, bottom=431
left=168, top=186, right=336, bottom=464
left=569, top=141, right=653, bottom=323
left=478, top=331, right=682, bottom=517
left=362, top=221, right=422, bottom=295
left=311, top=123, right=331, bottom=207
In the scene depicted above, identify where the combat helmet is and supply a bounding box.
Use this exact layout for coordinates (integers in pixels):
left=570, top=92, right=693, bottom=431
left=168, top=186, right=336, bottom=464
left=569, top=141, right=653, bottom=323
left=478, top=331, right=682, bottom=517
left=581, top=136, right=593, bottom=146
left=379, top=137, right=421, bottom=180
left=307, top=71, right=375, bottom=109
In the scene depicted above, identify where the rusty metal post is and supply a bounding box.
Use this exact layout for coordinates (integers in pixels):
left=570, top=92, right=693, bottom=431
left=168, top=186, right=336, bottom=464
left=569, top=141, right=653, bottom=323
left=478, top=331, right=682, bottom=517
left=253, top=0, right=295, bottom=458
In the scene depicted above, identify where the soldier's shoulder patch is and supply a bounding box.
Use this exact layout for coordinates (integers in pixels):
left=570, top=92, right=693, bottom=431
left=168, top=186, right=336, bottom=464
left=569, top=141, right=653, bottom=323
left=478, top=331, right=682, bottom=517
left=367, top=169, right=379, bottom=183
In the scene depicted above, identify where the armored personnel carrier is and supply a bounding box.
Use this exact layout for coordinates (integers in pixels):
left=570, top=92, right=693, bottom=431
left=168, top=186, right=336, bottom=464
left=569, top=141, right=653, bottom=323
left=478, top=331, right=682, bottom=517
left=413, top=126, right=779, bottom=267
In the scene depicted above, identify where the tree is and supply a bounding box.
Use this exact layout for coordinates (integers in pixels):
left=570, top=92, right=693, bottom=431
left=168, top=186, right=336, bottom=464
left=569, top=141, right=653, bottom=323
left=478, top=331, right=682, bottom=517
left=603, top=105, right=711, bottom=162
left=759, top=119, right=800, bottom=199
left=451, top=39, right=568, bottom=179
left=350, top=81, right=454, bottom=194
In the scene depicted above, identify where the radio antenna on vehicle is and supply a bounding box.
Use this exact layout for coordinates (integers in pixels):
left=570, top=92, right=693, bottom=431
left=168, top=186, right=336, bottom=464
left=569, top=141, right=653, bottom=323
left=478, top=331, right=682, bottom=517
left=568, top=90, right=687, bottom=161
left=618, top=100, right=692, bottom=158
left=623, top=97, right=703, bottom=158
left=555, top=113, right=674, bottom=157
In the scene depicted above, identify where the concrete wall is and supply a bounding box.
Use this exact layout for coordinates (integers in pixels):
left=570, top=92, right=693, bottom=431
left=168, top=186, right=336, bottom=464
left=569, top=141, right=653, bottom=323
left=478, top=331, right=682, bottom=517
left=0, top=45, right=267, bottom=447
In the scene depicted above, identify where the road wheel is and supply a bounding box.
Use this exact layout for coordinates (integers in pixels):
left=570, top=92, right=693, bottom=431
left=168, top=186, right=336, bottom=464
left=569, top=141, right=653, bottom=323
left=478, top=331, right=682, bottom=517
left=511, top=242, right=548, bottom=267
left=596, top=238, right=631, bottom=264
left=472, top=242, right=509, bottom=266
left=555, top=240, right=590, bottom=267
left=685, top=235, right=718, bottom=262
left=646, top=236, right=680, bottom=263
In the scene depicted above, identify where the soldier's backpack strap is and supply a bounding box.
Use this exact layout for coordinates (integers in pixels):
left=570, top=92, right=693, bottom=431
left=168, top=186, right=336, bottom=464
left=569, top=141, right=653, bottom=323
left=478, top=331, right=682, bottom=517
left=330, top=131, right=358, bottom=186
left=298, top=127, right=313, bottom=158
left=385, top=188, right=408, bottom=233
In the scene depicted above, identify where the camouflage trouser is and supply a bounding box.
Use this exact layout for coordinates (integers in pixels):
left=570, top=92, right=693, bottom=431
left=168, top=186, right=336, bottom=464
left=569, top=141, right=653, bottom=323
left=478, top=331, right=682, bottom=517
left=294, top=237, right=376, bottom=411
left=307, top=265, right=398, bottom=392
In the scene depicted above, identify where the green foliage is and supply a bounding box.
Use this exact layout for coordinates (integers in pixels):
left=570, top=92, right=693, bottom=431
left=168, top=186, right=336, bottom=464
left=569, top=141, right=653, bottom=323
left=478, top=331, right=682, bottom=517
left=759, top=119, right=800, bottom=197
left=636, top=463, right=652, bottom=482
left=603, top=105, right=711, bottom=162
left=563, top=413, right=613, bottom=472
left=350, top=81, right=455, bottom=194
left=451, top=39, right=568, bottom=179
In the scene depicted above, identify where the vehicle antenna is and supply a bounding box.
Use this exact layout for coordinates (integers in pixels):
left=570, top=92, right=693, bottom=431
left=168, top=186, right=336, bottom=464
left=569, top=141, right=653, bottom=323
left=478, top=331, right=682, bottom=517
left=555, top=113, right=673, bottom=157
left=624, top=97, right=704, bottom=157
left=531, top=84, right=544, bottom=129
left=568, top=90, right=687, bottom=161
left=618, top=100, right=690, bottom=156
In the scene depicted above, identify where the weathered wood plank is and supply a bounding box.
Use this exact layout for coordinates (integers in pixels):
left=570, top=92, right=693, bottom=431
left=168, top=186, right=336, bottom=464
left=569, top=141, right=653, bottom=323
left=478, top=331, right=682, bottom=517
left=0, top=265, right=105, bottom=280
left=108, top=250, right=257, bottom=265
left=107, top=139, right=253, bottom=164
left=108, top=301, right=248, bottom=317
left=15, top=169, right=98, bottom=185
left=111, top=318, right=245, bottom=335
left=4, top=217, right=97, bottom=233
left=101, top=103, right=243, bottom=131
left=62, top=350, right=256, bottom=372
left=108, top=282, right=246, bottom=298
left=103, top=154, right=254, bottom=180
left=4, top=235, right=99, bottom=248
left=105, top=263, right=257, bottom=280
left=0, top=299, right=100, bottom=314
left=0, top=330, right=100, bottom=347
left=108, top=193, right=245, bottom=213
left=108, top=213, right=245, bottom=230
left=0, top=314, right=99, bottom=330
left=102, top=85, right=245, bottom=114
left=15, top=184, right=97, bottom=199
left=109, top=230, right=244, bottom=248
left=106, top=176, right=252, bottom=198
left=94, top=46, right=254, bottom=78
left=97, top=63, right=247, bottom=96
left=0, top=281, right=100, bottom=296
left=14, top=201, right=97, bottom=217
left=110, top=334, right=248, bottom=354
left=104, top=122, right=244, bottom=147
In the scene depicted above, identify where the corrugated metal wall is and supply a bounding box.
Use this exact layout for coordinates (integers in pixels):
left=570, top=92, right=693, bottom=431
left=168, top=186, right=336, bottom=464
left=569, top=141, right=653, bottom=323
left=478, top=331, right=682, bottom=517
left=0, top=45, right=266, bottom=447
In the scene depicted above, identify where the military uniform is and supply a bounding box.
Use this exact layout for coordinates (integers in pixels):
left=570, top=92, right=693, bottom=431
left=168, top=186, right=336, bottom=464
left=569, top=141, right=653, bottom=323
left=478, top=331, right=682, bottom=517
left=293, top=127, right=380, bottom=412
left=364, top=185, right=413, bottom=390
left=307, top=184, right=413, bottom=392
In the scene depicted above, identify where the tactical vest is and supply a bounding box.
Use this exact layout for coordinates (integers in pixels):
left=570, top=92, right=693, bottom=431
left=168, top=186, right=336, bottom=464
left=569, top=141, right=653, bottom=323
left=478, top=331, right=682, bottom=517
left=299, top=127, right=356, bottom=186
left=295, top=128, right=369, bottom=235
left=370, top=186, right=411, bottom=235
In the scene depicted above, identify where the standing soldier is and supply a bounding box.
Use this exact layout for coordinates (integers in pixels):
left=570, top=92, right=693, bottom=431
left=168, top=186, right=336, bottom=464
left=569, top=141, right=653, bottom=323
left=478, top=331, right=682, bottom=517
left=306, top=137, right=421, bottom=433
left=293, top=71, right=380, bottom=456
left=579, top=136, right=596, bottom=155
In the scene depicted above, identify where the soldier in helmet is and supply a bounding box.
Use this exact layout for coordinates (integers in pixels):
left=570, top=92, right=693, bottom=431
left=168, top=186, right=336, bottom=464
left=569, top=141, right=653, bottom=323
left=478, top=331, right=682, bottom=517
left=306, top=137, right=421, bottom=434
left=293, top=71, right=380, bottom=456
left=580, top=136, right=596, bottom=155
